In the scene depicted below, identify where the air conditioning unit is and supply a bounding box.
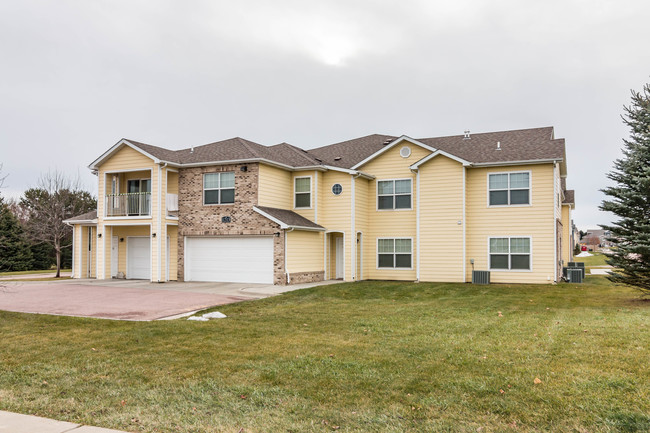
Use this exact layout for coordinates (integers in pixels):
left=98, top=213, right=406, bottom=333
left=472, top=270, right=490, bottom=285
left=567, top=268, right=583, bottom=283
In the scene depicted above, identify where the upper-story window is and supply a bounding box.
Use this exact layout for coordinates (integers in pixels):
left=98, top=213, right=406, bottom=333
left=294, top=177, right=311, bottom=208
left=378, top=179, right=412, bottom=210
left=488, top=172, right=530, bottom=206
left=204, top=172, right=235, bottom=205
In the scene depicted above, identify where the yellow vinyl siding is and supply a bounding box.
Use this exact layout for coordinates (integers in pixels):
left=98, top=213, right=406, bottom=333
left=286, top=230, right=324, bottom=273
left=466, top=163, right=555, bottom=284
left=319, top=171, right=352, bottom=280
left=258, top=164, right=292, bottom=209
left=419, top=156, right=465, bottom=282
left=167, top=225, right=178, bottom=280
left=354, top=177, right=369, bottom=280
left=359, top=143, right=430, bottom=281
left=561, top=205, right=572, bottom=264
left=110, top=226, right=150, bottom=277
left=78, top=225, right=96, bottom=278
left=167, top=170, right=178, bottom=195
left=291, top=171, right=316, bottom=222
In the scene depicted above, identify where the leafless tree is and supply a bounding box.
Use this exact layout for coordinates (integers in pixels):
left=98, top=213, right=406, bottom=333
left=0, top=163, right=7, bottom=190
left=20, top=170, right=96, bottom=277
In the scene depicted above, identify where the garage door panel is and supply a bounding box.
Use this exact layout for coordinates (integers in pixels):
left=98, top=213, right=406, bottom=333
left=186, top=237, right=274, bottom=284
left=127, top=237, right=151, bottom=280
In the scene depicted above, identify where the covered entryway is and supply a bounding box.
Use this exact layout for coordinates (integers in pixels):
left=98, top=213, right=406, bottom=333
left=127, top=237, right=151, bottom=279
left=185, top=236, right=274, bottom=284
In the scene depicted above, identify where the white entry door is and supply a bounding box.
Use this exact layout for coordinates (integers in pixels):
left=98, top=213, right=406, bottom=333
left=111, top=236, right=119, bottom=277
left=335, top=236, right=344, bottom=279
left=127, top=237, right=151, bottom=280
left=185, top=236, right=274, bottom=284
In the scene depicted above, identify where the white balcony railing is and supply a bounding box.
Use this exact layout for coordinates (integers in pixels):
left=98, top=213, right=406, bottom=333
left=105, top=193, right=151, bottom=217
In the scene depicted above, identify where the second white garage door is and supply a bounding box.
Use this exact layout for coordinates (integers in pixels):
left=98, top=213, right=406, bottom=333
left=185, top=236, right=274, bottom=284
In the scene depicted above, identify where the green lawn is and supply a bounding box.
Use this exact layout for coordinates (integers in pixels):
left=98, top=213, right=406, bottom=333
left=1, top=278, right=649, bottom=432
left=0, top=268, right=71, bottom=276
left=573, top=252, right=609, bottom=268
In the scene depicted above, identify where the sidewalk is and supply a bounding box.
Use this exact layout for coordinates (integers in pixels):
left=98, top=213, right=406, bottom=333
left=0, top=410, right=127, bottom=433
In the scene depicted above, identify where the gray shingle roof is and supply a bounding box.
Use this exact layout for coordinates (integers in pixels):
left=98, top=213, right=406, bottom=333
left=255, top=206, right=324, bottom=230
left=120, top=127, right=564, bottom=169
left=63, top=210, right=97, bottom=222
left=563, top=190, right=575, bottom=205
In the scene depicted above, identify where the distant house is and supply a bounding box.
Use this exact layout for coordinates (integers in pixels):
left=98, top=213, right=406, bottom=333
left=583, top=229, right=612, bottom=248
left=64, top=126, right=575, bottom=285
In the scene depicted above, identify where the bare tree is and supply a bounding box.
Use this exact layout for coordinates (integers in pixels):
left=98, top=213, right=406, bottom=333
left=20, top=170, right=96, bottom=277
left=0, top=163, right=7, bottom=191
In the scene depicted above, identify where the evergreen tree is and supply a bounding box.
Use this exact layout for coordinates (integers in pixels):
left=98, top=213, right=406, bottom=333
left=0, top=197, right=33, bottom=271
left=600, top=81, right=650, bottom=295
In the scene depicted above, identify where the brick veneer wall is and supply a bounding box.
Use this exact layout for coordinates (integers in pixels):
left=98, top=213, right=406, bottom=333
left=288, top=271, right=325, bottom=284
left=177, top=163, right=287, bottom=285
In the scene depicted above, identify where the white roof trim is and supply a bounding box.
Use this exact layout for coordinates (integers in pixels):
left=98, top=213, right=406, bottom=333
left=472, top=158, right=563, bottom=167
left=409, top=149, right=472, bottom=170
left=350, top=136, right=438, bottom=170
left=63, top=218, right=98, bottom=225
left=88, top=139, right=160, bottom=170
left=252, top=206, right=325, bottom=231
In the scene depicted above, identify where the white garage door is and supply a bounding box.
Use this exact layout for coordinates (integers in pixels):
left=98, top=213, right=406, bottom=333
left=186, top=236, right=274, bottom=284
left=127, top=237, right=151, bottom=280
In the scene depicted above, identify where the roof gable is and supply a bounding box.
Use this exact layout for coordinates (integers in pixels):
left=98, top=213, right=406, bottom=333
left=350, top=136, right=438, bottom=170
left=89, top=139, right=160, bottom=170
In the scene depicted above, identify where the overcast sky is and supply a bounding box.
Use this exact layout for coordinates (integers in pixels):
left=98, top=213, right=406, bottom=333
left=1, top=0, right=649, bottom=229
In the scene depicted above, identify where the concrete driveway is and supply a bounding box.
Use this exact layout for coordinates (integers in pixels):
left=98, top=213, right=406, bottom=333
left=0, top=278, right=337, bottom=321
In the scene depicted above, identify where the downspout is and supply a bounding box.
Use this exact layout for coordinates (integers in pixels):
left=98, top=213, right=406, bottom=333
left=314, top=170, right=318, bottom=224
left=350, top=174, right=355, bottom=281
left=462, top=166, right=466, bottom=282
left=157, top=162, right=167, bottom=282
left=553, top=162, right=558, bottom=283
left=285, top=228, right=294, bottom=284
left=413, top=168, right=420, bottom=282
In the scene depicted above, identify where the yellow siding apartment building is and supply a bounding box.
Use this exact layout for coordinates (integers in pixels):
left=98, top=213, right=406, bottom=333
left=65, top=127, right=575, bottom=285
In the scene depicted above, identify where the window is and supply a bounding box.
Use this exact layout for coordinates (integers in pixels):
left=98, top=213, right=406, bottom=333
left=489, top=237, right=531, bottom=270
left=489, top=172, right=530, bottom=206
left=378, top=179, right=412, bottom=210
left=294, top=177, right=311, bottom=208
left=331, top=183, right=343, bottom=195
left=378, top=238, right=412, bottom=268
left=203, top=172, right=235, bottom=205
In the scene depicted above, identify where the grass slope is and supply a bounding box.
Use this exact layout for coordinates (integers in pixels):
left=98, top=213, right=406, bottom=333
left=1, top=278, right=649, bottom=432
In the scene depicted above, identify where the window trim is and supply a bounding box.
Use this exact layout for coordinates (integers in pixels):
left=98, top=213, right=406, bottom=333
left=294, top=175, right=312, bottom=209
left=376, top=237, right=413, bottom=270
left=487, top=236, right=533, bottom=272
left=203, top=171, right=235, bottom=206
left=487, top=170, right=532, bottom=207
left=376, top=178, right=413, bottom=211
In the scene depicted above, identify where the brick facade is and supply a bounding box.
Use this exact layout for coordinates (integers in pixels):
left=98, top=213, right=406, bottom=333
left=177, top=163, right=287, bottom=285
left=288, top=271, right=325, bottom=284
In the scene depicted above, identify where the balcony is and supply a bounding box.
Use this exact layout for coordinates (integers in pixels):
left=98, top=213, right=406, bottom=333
left=106, top=192, right=151, bottom=217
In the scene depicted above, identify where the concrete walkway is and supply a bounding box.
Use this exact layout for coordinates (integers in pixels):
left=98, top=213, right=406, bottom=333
left=0, top=410, right=126, bottom=433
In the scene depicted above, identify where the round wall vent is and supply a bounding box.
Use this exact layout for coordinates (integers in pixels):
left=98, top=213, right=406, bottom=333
left=400, top=146, right=411, bottom=158
left=331, top=183, right=343, bottom=195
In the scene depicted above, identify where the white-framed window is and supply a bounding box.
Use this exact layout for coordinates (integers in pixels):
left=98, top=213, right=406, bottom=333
left=489, top=237, right=531, bottom=270
left=203, top=172, right=235, bottom=205
left=294, top=176, right=311, bottom=208
left=331, top=183, right=343, bottom=195
left=488, top=171, right=530, bottom=206
left=377, top=179, right=412, bottom=210
left=377, top=238, right=412, bottom=269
